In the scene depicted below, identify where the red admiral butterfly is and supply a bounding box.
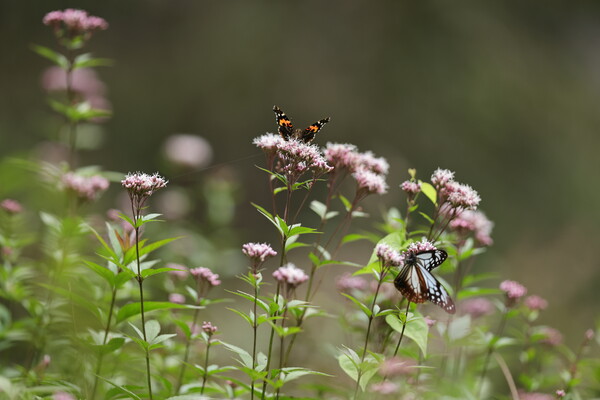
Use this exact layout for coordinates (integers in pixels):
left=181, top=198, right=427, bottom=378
left=273, top=105, right=330, bottom=143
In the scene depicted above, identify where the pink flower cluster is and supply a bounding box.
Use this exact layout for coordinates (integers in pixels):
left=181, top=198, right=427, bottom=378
left=121, top=172, right=168, bottom=197
left=323, top=143, right=359, bottom=170
left=378, top=356, right=416, bottom=377
left=190, top=267, right=221, bottom=287
left=336, top=272, right=367, bottom=293
left=352, top=168, right=388, bottom=196
left=1, top=199, right=23, bottom=214
left=272, top=263, right=309, bottom=289
left=43, top=9, right=108, bottom=36
left=375, top=243, right=403, bottom=267
left=499, top=280, right=527, bottom=300
left=431, top=168, right=480, bottom=211
left=400, top=180, right=421, bottom=195
left=201, top=321, right=218, bottom=335
left=524, top=295, right=548, bottom=311
left=53, top=392, right=76, bottom=400
left=254, top=134, right=332, bottom=182
left=370, top=381, right=398, bottom=395
left=461, top=297, right=494, bottom=318
left=167, top=263, right=189, bottom=280
left=62, top=172, right=109, bottom=201
left=517, top=392, right=554, bottom=400
left=406, top=239, right=437, bottom=254
left=539, top=327, right=563, bottom=346
left=169, top=293, right=185, bottom=304
left=242, top=242, right=277, bottom=263
left=449, top=210, right=494, bottom=246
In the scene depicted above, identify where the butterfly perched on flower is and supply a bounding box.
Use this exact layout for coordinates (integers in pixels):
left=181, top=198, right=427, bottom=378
left=273, top=106, right=330, bottom=143
left=394, top=249, right=456, bottom=314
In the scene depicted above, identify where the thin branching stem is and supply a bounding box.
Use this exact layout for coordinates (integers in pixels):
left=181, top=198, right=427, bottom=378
left=175, top=306, right=201, bottom=394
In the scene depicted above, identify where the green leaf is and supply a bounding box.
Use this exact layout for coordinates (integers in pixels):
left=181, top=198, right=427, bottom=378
left=72, top=53, right=114, bottom=69
left=340, top=293, right=371, bottom=317
left=31, top=44, right=69, bottom=68
left=116, top=301, right=192, bottom=324
left=145, top=320, right=160, bottom=342
left=141, top=267, right=181, bottom=279
left=227, top=308, right=253, bottom=327
left=221, top=342, right=253, bottom=369
left=94, top=337, right=125, bottom=355
left=310, top=200, right=327, bottom=219
left=385, top=313, right=429, bottom=357
left=137, top=237, right=180, bottom=259
left=447, top=314, right=471, bottom=341
left=96, top=376, right=142, bottom=400
left=287, top=224, right=317, bottom=237
left=420, top=182, right=437, bottom=205
left=83, top=260, right=115, bottom=286
left=418, top=211, right=435, bottom=225
left=338, top=194, right=352, bottom=211
left=342, top=233, right=370, bottom=245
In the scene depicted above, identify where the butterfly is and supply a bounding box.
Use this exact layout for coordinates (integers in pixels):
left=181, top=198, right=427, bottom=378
left=273, top=105, right=330, bottom=143
left=393, top=249, right=456, bottom=314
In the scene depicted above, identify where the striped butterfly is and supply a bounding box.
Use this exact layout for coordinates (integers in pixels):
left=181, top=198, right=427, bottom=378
left=394, top=249, right=456, bottom=314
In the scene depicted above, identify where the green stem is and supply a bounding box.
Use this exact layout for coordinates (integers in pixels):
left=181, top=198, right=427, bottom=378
left=200, top=340, right=212, bottom=395
left=261, top=284, right=281, bottom=400
left=250, top=281, right=259, bottom=400
left=176, top=306, right=201, bottom=394
left=91, top=286, right=118, bottom=399
left=477, top=309, right=508, bottom=398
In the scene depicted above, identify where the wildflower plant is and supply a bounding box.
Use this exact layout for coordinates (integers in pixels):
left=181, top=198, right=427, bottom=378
left=1, top=9, right=600, bottom=400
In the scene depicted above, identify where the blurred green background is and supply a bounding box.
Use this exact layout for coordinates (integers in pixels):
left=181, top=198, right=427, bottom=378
left=1, top=1, right=599, bottom=341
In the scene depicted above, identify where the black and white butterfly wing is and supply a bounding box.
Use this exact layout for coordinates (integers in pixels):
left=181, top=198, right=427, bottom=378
left=394, top=249, right=455, bottom=314
left=415, top=249, right=447, bottom=272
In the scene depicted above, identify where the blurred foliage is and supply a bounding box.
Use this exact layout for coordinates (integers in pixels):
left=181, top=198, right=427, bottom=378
left=1, top=1, right=599, bottom=341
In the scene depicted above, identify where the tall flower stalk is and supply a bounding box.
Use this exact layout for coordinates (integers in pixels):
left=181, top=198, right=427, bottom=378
left=121, top=172, right=167, bottom=400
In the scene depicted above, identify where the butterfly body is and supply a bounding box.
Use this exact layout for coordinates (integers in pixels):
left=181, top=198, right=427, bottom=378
left=273, top=105, right=330, bottom=143
left=394, top=249, right=456, bottom=314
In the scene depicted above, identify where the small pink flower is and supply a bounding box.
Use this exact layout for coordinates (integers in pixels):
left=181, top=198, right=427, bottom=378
left=122, top=172, right=167, bottom=211
left=400, top=180, right=421, bottom=195
left=375, top=243, right=403, bottom=267
left=449, top=210, right=494, bottom=246
left=202, top=321, right=218, bottom=335
left=190, top=267, right=221, bottom=287
left=354, top=151, right=389, bottom=175
left=406, top=239, right=437, bottom=254
left=446, top=182, right=481, bottom=210
left=379, top=356, right=416, bottom=377
left=517, top=391, right=554, bottom=400
left=556, top=389, right=566, bottom=398
left=43, top=9, right=108, bottom=36
left=424, top=316, right=437, bottom=327
left=53, top=392, right=76, bottom=400
left=1, top=199, right=23, bottom=214
left=323, top=142, right=359, bottom=171
left=500, top=280, right=527, bottom=301
left=539, top=327, right=563, bottom=346
left=336, top=272, right=368, bottom=293
left=62, top=172, right=109, bottom=202
left=242, top=242, right=277, bottom=263
left=461, top=297, right=494, bottom=318
left=370, top=381, right=398, bottom=395
left=431, top=168, right=455, bottom=188
left=167, top=263, right=189, bottom=280
left=253, top=133, right=285, bottom=153
left=524, top=295, right=548, bottom=311
left=585, top=329, right=595, bottom=341
left=169, top=293, right=185, bottom=304
left=164, top=134, right=213, bottom=169
left=352, top=168, right=388, bottom=196
left=273, top=263, right=309, bottom=288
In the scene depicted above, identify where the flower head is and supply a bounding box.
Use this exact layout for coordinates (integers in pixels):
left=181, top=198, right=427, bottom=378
left=273, top=263, right=308, bottom=297
left=62, top=172, right=109, bottom=202
left=461, top=297, right=494, bottom=318
left=370, top=382, right=398, bottom=395
left=121, top=172, right=168, bottom=213
left=336, top=272, right=368, bottom=293
left=354, top=151, right=389, bottom=175
left=517, top=392, right=554, bottom=400
left=375, top=243, right=403, bottom=267
left=43, top=9, right=108, bottom=41
left=556, top=389, right=566, bottom=398
left=352, top=168, right=388, bottom=196
left=405, top=239, right=437, bottom=254
left=164, top=134, right=213, bottom=169
left=400, top=180, right=421, bottom=196
left=500, top=280, right=527, bottom=303
left=169, top=293, right=185, bottom=304
left=431, top=168, right=455, bottom=188
left=53, top=392, right=76, bottom=400
left=539, top=327, right=563, bottom=346
left=167, top=263, right=189, bottom=280
left=378, top=356, right=416, bottom=377
left=450, top=210, right=493, bottom=246
left=323, top=142, right=360, bottom=171
left=524, top=295, right=548, bottom=311
left=424, top=316, right=437, bottom=327
left=242, top=242, right=277, bottom=270
left=585, top=329, right=595, bottom=341
left=1, top=199, right=23, bottom=214
left=190, top=267, right=221, bottom=287
left=202, top=321, right=218, bottom=336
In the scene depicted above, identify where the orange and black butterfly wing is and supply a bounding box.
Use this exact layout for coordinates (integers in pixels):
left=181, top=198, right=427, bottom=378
left=273, top=106, right=294, bottom=140
left=301, top=117, right=330, bottom=143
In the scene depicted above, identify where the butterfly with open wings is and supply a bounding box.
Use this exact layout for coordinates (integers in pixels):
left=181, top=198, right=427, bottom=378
left=273, top=106, right=330, bottom=144
left=394, top=249, right=456, bottom=314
